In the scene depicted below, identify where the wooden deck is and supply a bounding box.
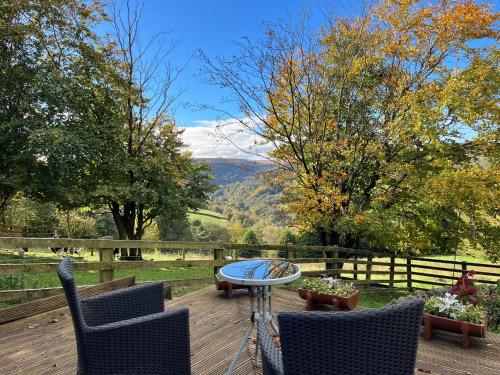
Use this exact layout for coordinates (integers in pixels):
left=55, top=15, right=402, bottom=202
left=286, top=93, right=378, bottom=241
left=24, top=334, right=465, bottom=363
left=1, top=286, right=499, bottom=375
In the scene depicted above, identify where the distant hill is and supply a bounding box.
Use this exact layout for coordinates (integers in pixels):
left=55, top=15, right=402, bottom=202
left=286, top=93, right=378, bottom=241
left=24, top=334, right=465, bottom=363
left=195, top=158, right=287, bottom=226
left=196, top=158, right=274, bottom=186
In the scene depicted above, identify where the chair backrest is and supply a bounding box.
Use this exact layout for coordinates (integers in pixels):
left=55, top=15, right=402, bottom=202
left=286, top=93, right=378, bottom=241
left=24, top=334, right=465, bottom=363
left=278, top=298, right=424, bottom=375
left=57, top=257, right=86, bottom=338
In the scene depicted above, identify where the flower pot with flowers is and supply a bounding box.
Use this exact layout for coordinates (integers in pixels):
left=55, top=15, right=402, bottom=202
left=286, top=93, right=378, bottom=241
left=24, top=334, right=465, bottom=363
left=298, top=277, right=360, bottom=311
left=423, top=271, right=487, bottom=348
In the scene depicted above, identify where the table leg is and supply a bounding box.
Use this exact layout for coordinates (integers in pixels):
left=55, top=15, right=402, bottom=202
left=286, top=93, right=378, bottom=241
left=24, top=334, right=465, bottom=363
left=227, top=285, right=279, bottom=374
left=227, top=321, right=255, bottom=375
left=268, top=286, right=279, bottom=334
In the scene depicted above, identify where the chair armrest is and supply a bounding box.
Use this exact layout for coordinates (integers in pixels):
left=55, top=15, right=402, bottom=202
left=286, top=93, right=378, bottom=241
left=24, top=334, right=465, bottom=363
left=257, top=321, right=284, bottom=375
left=81, top=281, right=165, bottom=326
left=81, top=308, right=191, bottom=375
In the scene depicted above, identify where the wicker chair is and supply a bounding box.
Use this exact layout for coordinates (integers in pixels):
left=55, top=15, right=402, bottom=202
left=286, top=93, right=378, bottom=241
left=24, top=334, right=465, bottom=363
left=57, top=256, right=191, bottom=375
left=258, top=298, right=424, bottom=375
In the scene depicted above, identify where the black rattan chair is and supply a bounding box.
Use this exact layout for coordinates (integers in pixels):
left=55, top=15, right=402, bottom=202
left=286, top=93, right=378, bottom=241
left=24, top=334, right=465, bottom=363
left=57, top=256, right=191, bottom=375
left=258, top=298, right=424, bottom=375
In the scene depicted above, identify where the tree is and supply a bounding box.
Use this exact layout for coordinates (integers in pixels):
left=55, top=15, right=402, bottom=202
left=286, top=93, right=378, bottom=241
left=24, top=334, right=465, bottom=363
left=239, top=228, right=261, bottom=258
left=202, top=0, right=498, bottom=258
left=99, top=0, right=213, bottom=259
left=0, top=0, right=121, bottom=215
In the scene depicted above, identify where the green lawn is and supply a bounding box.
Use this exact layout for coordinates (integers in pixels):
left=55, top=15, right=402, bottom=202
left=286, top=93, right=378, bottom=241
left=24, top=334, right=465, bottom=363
left=188, top=209, right=229, bottom=226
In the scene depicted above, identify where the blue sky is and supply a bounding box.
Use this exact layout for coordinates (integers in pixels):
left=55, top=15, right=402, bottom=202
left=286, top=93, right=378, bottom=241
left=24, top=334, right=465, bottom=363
left=136, top=0, right=356, bottom=127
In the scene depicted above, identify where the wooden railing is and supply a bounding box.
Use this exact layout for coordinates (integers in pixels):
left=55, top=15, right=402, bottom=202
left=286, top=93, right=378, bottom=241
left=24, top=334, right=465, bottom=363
left=0, top=237, right=498, bottom=305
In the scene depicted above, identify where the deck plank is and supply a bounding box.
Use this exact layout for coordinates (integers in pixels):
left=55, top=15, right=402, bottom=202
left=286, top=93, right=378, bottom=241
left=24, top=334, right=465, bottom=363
left=1, top=286, right=499, bottom=375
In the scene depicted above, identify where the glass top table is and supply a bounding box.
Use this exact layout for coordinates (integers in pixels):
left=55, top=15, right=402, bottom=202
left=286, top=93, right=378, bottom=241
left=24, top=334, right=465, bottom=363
left=220, top=259, right=301, bottom=286
left=219, top=260, right=301, bottom=374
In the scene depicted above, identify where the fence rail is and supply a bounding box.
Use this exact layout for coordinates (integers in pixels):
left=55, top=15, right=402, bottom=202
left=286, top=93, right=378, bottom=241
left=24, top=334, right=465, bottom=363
left=0, top=237, right=498, bottom=305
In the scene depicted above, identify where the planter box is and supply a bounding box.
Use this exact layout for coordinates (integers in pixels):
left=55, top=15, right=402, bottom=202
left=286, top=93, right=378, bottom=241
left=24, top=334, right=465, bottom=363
left=423, top=313, right=487, bottom=349
left=215, top=279, right=248, bottom=299
left=297, top=288, right=360, bottom=311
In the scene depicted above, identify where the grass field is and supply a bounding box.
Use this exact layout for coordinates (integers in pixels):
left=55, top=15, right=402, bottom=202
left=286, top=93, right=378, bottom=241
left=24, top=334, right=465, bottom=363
left=188, top=209, right=229, bottom=226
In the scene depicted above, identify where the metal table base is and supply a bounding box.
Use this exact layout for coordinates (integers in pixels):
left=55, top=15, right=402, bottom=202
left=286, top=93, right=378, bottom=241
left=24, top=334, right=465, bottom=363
left=227, top=285, right=279, bottom=374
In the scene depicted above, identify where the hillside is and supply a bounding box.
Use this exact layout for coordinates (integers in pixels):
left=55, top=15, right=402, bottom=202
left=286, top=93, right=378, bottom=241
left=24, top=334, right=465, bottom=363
left=196, top=158, right=274, bottom=186
left=188, top=209, right=229, bottom=226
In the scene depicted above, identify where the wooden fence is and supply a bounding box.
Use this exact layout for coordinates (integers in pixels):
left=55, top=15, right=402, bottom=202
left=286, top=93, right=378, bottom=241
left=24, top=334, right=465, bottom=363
left=0, top=237, right=498, bottom=306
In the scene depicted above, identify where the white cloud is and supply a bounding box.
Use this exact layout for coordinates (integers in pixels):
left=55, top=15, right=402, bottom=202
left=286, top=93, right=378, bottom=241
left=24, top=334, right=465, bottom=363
left=180, top=118, right=272, bottom=160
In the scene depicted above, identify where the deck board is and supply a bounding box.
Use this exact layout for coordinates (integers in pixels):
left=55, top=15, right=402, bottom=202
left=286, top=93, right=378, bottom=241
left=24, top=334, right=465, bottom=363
left=1, top=286, right=499, bottom=375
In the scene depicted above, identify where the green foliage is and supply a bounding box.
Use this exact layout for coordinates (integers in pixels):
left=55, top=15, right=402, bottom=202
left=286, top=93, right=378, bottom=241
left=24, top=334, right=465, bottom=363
left=238, top=228, right=261, bottom=258
left=211, top=177, right=287, bottom=227
left=0, top=1, right=214, bottom=253
left=0, top=274, right=26, bottom=290
left=191, top=221, right=230, bottom=243
left=301, top=277, right=357, bottom=297
left=158, top=215, right=194, bottom=242
left=95, top=212, right=119, bottom=238
left=477, top=284, right=500, bottom=333
left=0, top=0, right=123, bottom=211
left=424, top=294, right=485, bottom=324
left=279, top=229, right=296, bottom=245
left=56, top=210, right=97, bottom=239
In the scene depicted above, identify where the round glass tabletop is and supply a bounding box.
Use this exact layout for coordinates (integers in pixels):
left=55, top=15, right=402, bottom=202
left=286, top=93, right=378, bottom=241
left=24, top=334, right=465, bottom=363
left=219, top=260, right=301, bottom=286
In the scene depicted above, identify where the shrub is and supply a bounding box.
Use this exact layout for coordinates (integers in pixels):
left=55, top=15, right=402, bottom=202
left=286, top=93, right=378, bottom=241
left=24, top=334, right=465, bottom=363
left=477, top=283, right=500, bottom=333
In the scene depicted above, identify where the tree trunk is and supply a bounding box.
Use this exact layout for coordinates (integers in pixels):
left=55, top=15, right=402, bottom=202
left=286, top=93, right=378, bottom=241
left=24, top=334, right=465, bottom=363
left=110, top=201, right=143, bottom=260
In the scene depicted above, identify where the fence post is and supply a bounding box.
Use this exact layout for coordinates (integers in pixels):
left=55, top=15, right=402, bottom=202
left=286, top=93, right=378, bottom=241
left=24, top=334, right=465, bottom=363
left=353, top=255, right=358, bottom=280
left=182, top=248, right=186, bottom=261
left=389, top=255, right=395, bottom=288
left=99, top=236, right=114, bottom=283
left=365, top=254, right=373, bottom=287
left=22, top=225, right=28, bottom=252
left=406, top=257, right=412, bottom=291
left=213, top=248, right=224, bottom=276
left=461, top=261, right=467, bottom=276
left=332, top=250, right=339, bottom=278
left=325, top=248, right=338, bottom=277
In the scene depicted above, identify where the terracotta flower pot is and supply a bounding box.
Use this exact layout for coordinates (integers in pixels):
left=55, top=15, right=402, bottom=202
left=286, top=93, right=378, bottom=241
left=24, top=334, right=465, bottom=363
left=215, top=279, right=247, bottom=299
left=297, top=288, right=360, bottom=311
left=423, top=313, right=487, bottom=349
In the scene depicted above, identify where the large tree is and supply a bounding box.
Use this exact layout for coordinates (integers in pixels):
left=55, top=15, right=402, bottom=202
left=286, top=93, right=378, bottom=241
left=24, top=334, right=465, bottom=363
left=100, top=0, right=213, bottom=258
left=202, top=0, right=498, bottom=259
left=0, top=0, right=122, bottom=214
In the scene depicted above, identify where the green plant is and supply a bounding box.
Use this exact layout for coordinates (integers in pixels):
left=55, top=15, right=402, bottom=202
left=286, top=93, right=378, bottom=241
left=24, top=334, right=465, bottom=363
left=0, top=274, right=25, bottom=290
left=301, top=277, right=357, bottom=297
left=424, top=294, right=485, bottom=324
left=477, top=283, right=500, bottom=333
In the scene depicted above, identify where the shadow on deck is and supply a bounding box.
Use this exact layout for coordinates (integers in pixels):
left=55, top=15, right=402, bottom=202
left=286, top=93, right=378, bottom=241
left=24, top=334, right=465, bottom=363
left=0, top=286, right=499, bottom=375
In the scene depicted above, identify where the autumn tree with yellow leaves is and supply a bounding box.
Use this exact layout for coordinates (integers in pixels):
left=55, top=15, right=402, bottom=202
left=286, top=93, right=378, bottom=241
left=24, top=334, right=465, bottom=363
left=203, top=0, right=498, bottom=260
